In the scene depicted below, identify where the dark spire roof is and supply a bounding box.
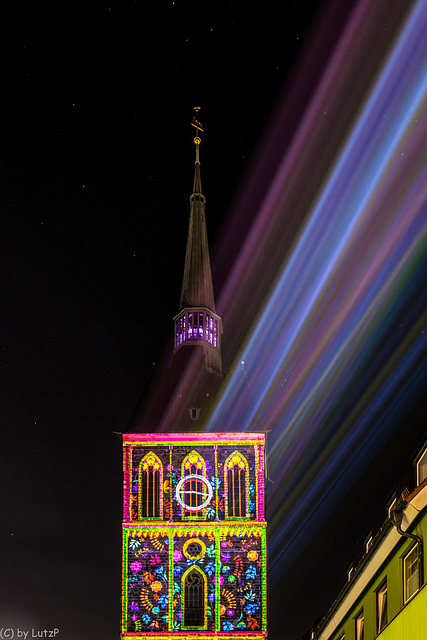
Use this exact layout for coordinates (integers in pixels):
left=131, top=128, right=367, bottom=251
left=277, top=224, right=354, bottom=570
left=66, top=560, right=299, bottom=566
left=179, top=140, right=216, bottom=312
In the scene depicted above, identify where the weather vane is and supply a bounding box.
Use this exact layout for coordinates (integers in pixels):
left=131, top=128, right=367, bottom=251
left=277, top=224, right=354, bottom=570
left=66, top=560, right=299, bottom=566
left=191, top=106, right=203, bottom=145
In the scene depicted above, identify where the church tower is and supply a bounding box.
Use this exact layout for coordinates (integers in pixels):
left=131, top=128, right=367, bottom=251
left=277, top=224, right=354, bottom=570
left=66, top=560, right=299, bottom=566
left=121, top=113, right=267, bottom=639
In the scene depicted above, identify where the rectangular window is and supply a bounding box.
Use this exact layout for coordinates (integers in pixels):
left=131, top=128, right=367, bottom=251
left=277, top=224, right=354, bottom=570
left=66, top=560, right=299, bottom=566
left=355, top=610, right=364, bottom=640
left=188, top=313, right=194, bottom=339
left=175, top=315, right=185, bottom=347
left=404, top=545, right=420, bottom=602
left=417, top=446, right=427, bottom=485
left=376, top=580, right=387, bottom=633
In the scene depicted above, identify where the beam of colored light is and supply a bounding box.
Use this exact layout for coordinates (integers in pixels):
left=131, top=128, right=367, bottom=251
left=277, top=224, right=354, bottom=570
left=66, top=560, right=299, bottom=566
left=199, top=0, right=427, bottom=587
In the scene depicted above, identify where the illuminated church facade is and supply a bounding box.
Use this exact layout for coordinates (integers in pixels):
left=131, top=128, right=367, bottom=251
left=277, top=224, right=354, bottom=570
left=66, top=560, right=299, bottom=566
left=120, top=117, right=267, bottom=639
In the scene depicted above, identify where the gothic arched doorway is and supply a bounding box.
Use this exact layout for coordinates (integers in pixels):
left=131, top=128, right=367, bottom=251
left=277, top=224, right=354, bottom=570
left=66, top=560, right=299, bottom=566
left=182, top=567, right=206, bottom=628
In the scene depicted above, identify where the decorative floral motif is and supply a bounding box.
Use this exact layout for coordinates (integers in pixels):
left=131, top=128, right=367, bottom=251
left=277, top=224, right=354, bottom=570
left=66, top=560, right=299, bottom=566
left=142, top=571, right=155, bottom=584
left=248, top=616, right=259, bottom=629
left=245, top=565, right=257, bottom=579
left=157, top=594, right=168, bottom=608
left=149, top=553, right=161, bottom=565
left=129, top=537, right=140, bottom=550
left=130, top=561, right=142, bottom=573
left=245, top=602, right=260, bottom=615
left=223, top=621, right=235, bottom=631
left=203, top=562, right=215, bottom=577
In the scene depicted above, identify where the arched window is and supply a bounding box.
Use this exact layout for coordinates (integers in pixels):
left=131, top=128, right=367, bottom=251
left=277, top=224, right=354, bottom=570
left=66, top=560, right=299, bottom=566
left=225, top=451, right=249, bottom=518
left=182, top=567, right=206, bottom=629
left=138, top=452, right=163, bottom=519
left=181, top=450, right=207, bottom=517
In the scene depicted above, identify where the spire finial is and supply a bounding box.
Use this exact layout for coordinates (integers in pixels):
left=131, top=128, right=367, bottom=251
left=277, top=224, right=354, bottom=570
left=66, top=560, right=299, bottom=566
left=191, top=106, right=203, bottom=163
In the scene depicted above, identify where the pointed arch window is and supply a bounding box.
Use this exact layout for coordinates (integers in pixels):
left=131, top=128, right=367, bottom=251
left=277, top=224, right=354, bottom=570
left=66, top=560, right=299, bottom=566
left=138, top=452, right=163, bottom=519
left=182, top=567, right=207, bottom=629
left=181, top=450, right=207, bottom=518
left=225, top=451, right=249, bottom=518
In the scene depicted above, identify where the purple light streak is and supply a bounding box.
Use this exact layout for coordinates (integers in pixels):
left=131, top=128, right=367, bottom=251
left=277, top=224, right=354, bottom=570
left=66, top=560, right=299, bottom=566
left=202, top=0, right=427, bottom=585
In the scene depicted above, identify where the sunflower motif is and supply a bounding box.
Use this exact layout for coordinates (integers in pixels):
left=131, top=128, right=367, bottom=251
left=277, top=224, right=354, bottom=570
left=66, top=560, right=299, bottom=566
left=151, top=536, right=165, bottom=552
left=151, top=580, right=163, bottom=593
left=221, top=589, right=237, bottom=609
left=247, top=550, right=259, bottom=561
left=140, top=588, right=154, bottom=611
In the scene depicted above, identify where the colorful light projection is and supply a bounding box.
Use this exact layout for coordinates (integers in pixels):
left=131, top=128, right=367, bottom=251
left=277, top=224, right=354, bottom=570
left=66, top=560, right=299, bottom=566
left=154, top=0, right=427, bottom=593
left=209, top=0, right=427, bottom=588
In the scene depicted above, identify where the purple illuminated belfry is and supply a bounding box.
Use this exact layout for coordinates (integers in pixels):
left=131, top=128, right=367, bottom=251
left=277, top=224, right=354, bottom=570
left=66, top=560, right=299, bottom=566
left=173, top=134, right=222, bottom=377
left=174, top=311, right=219, bottom=347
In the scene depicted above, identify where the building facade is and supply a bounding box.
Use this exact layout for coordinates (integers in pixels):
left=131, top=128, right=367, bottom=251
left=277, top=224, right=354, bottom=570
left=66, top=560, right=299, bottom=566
left=312, top=443, right=427, bottom=640
left=121, top=118, right=267, bottom=638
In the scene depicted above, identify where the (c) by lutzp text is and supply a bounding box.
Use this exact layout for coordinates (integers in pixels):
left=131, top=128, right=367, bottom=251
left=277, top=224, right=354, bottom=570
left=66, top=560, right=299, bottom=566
left=0, top=630, right=60, bottom=639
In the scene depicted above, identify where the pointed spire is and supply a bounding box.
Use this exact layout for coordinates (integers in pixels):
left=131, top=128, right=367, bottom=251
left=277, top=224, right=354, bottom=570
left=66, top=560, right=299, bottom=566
left=193, top=152, right=202, bottom=194
left=173, top=109, right=222, bottom=377
left=191, top=108, right=203, bottom=206
left=179, top=115, right=215, bottom=312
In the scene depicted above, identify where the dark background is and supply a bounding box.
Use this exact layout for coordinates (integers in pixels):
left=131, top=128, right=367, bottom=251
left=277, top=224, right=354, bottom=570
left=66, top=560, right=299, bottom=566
left=2, top=1, right=425, bottom=639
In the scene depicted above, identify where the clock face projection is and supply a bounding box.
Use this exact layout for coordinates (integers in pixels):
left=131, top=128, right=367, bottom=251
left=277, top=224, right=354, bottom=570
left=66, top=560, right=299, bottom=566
left=175, top=474, right=213, bottom=511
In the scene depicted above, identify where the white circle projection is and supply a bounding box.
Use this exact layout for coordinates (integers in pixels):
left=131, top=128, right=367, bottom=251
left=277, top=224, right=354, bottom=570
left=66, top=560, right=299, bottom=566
left=175, top=474, right=213, bottom=511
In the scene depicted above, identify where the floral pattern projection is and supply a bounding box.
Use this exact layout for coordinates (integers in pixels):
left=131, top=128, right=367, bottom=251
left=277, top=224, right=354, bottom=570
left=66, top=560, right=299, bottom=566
left=125, top=529, right=264, bottom=634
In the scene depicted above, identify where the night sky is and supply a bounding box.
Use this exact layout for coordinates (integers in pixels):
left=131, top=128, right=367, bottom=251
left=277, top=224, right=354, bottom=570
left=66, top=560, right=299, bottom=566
left=2, top=1, right=427, bottom=639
